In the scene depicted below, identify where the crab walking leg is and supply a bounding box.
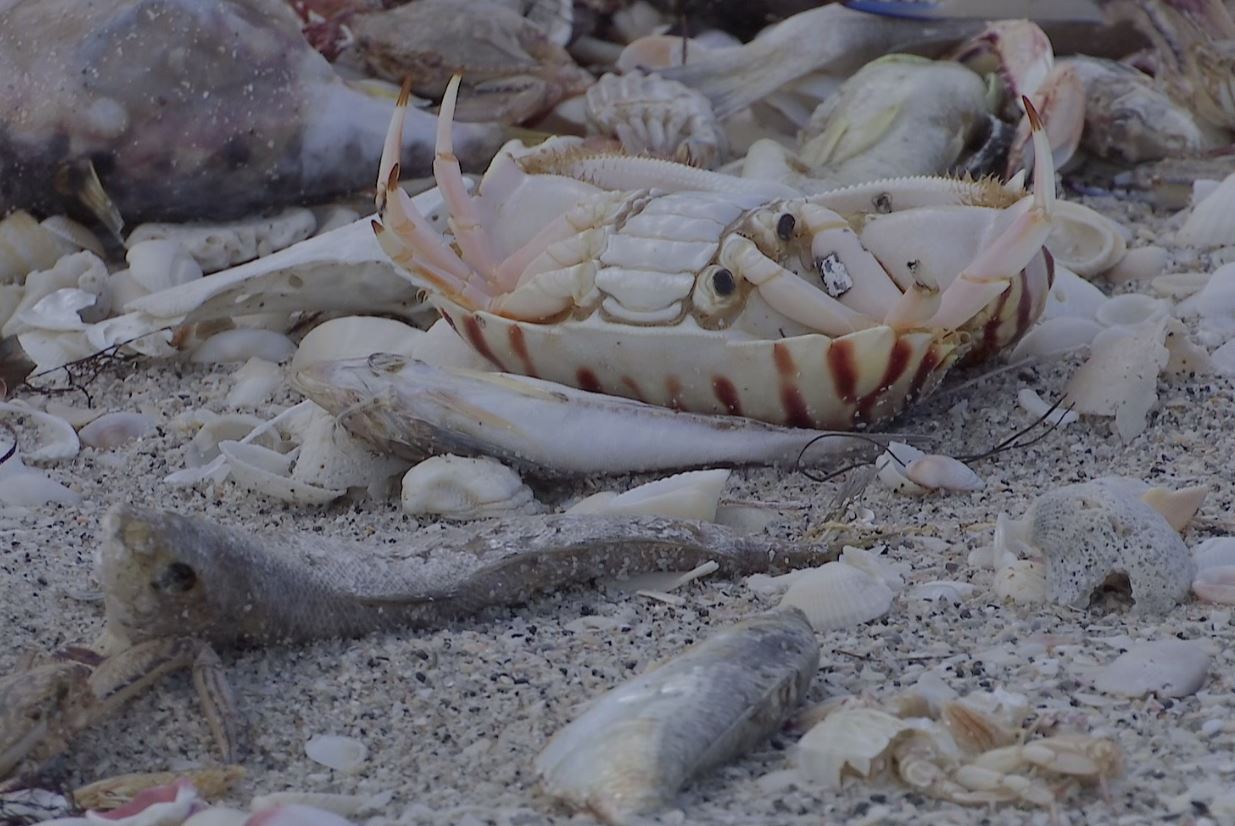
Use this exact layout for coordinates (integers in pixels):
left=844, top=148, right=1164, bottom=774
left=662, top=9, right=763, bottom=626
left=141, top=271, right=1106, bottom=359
left=799, top=203, right=904, bottom=315
left=883, top=278, right=942, bottom=329
left=721, top=236, right=875, bottom=336
left=376, top=77, right=415, bottom=213
left=926, top=97, right=1055, bottom=330
left=434, top=75, right=501, bottom=278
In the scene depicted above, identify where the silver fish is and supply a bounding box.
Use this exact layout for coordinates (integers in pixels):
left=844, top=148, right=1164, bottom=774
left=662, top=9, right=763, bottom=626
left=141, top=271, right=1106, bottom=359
left=292, top=355, right=899, bottom=477
left=0, top=0, right=507, bottom=227
left=535, top=607, right=819, bottom=825
left=98, top=506, right=849, bottom=648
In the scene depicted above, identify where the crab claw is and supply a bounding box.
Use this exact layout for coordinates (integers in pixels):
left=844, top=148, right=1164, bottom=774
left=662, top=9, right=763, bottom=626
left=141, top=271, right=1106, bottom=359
left=924, top=96, right=1054, bottom=332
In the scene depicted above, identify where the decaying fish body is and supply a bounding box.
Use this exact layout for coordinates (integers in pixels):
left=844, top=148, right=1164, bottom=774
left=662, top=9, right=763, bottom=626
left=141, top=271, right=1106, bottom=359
left=292, top=355, right=895, bottom=476
left=535, top=608, right=819, bottom=824
left=0, top=0, right=506, bottom=226
left=344, top=0, right=592, bottom=124
left=97, top=505, right=846, bottom=647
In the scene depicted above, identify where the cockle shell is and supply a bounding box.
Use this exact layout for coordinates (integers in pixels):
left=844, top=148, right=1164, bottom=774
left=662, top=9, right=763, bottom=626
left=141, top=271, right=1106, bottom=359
left=1089, top=639, right=1213, bottom=698
left=127, top=208, right=318, bottom=273
left=400, top=455, right=538, bottom=519
left=1045, top=201, right=1128, bottom=278
left=778, top=559, right=896, bottom=631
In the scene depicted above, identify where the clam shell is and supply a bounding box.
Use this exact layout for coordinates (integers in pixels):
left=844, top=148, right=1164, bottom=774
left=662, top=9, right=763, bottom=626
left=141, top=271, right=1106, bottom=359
left=304, top=735, right=368, bottom=773
left=2, top=251, right=108, bottom=338
left=778, top=561, right=895, bottom=631
left=1090, top=639, right=1212, bottom=698
left=1176, top=171, right=1235, bottom=247
left=1046, top=202, right=1128, bottom=278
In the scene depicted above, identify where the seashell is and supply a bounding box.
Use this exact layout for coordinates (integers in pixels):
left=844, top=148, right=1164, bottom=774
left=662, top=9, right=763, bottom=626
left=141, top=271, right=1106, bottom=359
left=290, top=316, right=422, bottom=377
left=874, top=441, right=926, bottom=494
left=1042, top=266, right=1109, bottom=321
left=79, top=412, right=156, bottom=450
left=0, top=428, right=80, bottom=507
left=992, top=559, right=1047, bottom=603
left=14, top=287, right=98, bottom=332
left=127, top=208, right=318, bottom=273
left=1064, top=316, right=1170, bottom=442
left=1176, top=262, right=1235, bottom=339
left=3, top=251, right=109, bottom=338
left=896, top=671, right=959, bottom=718
left=218, top=440, right=344, bottom=505
left=778, top=561, right=895, bottom=632
left=79, top=779, right=198, bottom=826
left=903, top=454, right=984, bottom=493
left=1150, top=270, right=1209, bottom=300
left=289, top=403, right=410, bottom=495
left=606, top=561, right=719, bottom=599
left=0, top=210, right=67, bottom=283
left=940, top=700, right=1015, bottom=754
left=190, top=329, right=297, bottom=364
left=1017, top=388, right=1079, bottom=427
left=565, top=469, right=730, bottom=521
left=305, top=735, right=368, bottom=773
left=40, top=215, right=103, bottom=258
left=796, top=707, right=912, bottom=789
left=1090, top=639, right=1212, bottom=698
left=185, top=413, right=279, bottom=468
left=401, top=455, right=538, bottom=520
left=244, top=805, right=356, bottom=826
left=1176, top=171, right=1235, bottom=247
left=839, top=545, right=905, bottom=593
left=226, top=358, right=283, bottom=409
left=1193, top=537, right=1235, bottom=571
left=0, top=400, right=80, bottom=462
left=1210, top=340, right=1235, bottom=376
left=1008, top=316, right=1102, bottom=361
left=248, top=792, right=387, bottom=818
left=1045, top=201, right=1128, bottom=278
left=1025, top=477, right=1195, bottom=614
left=73, top=767, right=244, bottom=812
left=113, top=240, right=204, bottom=309
left=1162, top=318, right=1212, bottom=376
left=906, top=581, right=976, bottom=603
left=1140, top=484, right=1207, bottom=533
left=183, top=808, right=250, bottom=826
left=1193, top=566, right=1235, bottom=604
left=1094, top=293, right=1169, bottom=328
left=1104, top=245, right=1167, bottom=284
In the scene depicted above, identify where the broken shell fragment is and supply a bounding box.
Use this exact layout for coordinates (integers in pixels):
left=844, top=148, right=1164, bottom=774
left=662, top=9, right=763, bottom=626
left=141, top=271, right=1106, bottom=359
left=218, top=440, right=345, bottom=505
left=1176, top=172, right=1235, bottom=248
left=127, top=208, right=318, bottom=273
left=1090, top=640, right=1212, bottom=698
left=796, top=706, right=912, bottom=789
left=226, top=358, right=283, bottom=409
left=1045, top=201, right=1128, bottom=278
left=564, top=469, right=731, bottom=521
left=79, top=412, right=157, bottom=450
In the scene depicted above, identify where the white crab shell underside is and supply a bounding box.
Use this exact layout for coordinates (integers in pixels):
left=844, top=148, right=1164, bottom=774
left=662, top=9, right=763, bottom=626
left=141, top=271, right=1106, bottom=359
left=432, top=190, right=1054, bottom=430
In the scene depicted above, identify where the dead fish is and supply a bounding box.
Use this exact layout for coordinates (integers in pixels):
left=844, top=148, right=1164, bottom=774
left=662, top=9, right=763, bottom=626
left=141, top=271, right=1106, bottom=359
left=342, top=0, right=593, bottom=124
left=292, top=355, right=899, bottom=477
left=0, top=0, right=507, bottom=227
left=535, top=607, right=819, bottom=825
left=97, top=505, right=845, bottom=647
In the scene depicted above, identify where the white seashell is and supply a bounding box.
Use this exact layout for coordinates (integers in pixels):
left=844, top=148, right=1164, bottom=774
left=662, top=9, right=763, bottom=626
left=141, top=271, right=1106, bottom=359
left=1104, top=245, right=1167, bottom=284
left=289, top=403, right=410, bottom=495
left=77, top=412, right=154, bottom=450
left=1140, top=484, right=1207, bottom=532
left=0, top=432, right=81, bottom=507
left=3, top=251, right=108, bottom=337
left=607, top=561, right=720, bottom=597
left=14, top=288, right=98, bottom=332
left=1176, top=262, right=1235, bottom=339
left=1193, top=537, right=1235, bottom=571
left=164, top=402, right=308, bottom=487
left=40, top=215, right=104, bottom=258
left=127, top=207, right=318, bottom=273
left=1193, top=566, right=1235, bottom=604
left=290, top=316, right=423, bottom=377
left=1042, top=266, right=1109, bottom=321
left=745, top=569, right=809, bottom=598
left=245, top=805, right=356, bottom=826
left=1176, top=171, right=1235, bottom=247
left=183, top=808, right=250, bottom=826
left=1150, top=270, right=1209, bottom=300
left=226, top=358, right=283, bottom=409
left=1064, top=316, right=1170, bottom=441
left=190, top=329, right=297, bottom=364
left=1009, top=316, right=1102, bottom=361
left=305, top=735, right=368, bottom=773
left=1094, top=293, right=1169, bottom=327
left=992, top=559, right=1047, bottom=604
left=1090, top=639, right=1212, bottom=698
left=0, top=210, right=68, bottom=283
left=0, top=282, right=23, bottom=330
left=874, top=441, right=926, bottom=494
left=1017, top=388, right=1079, bottom=427
left=185, top=413, right=279, bottom=468
left=1162, top=317, right=1212, bottom=376
left=401, top=455, right=538, bottom=519
left=565, top=469, right=730, bottom=521
left=115, top=240, right=203, bottom=311
left=249, top=791, right=388, bottom=817
left=1192, top=178, right=1222, bottom=206
left=1045, top=201, right=1128, bottom=277
left=218, top=440, right=344, bottom=505
left=1210, top=340, right=1235, bottom=376
left=796, top=707, right=912, bottom=788
left=903, top=454, right=984, bottom=493
left=0, top=400, right=80, bottom=462
left=906, top=580, right=976, bottom=603
left=778, top=561, right=895, bottom=632
left=839, top=545, right=905, bottom=593
left=80, top=780, right=199, bottom=826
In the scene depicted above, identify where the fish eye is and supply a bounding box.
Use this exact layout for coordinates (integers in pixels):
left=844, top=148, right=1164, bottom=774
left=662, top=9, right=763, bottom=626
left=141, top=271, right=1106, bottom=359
left=152, top=561, right=197, bottom=593
left=712, top=268, right=736, bottom=296
left=776, top=213, right=796, bottom=240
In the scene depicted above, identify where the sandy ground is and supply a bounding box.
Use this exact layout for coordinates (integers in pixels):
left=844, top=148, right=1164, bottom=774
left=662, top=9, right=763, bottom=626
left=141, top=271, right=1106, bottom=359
left=3, top=192, right=1234, bottom=825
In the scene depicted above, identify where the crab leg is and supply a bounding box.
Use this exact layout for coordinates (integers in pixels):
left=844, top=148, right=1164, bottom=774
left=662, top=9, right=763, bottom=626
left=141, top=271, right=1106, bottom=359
left=925, top=97, right=1055, bottom=330
left=721, top=236, right=875, bottom=336
left=434, top=75, right=502, bottom=279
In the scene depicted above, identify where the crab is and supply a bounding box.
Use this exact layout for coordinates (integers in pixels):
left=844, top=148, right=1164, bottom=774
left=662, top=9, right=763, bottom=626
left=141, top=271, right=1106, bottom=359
left=372, top=74, right=1057, bottom=430
left=0, top=637, right=239, bottom=787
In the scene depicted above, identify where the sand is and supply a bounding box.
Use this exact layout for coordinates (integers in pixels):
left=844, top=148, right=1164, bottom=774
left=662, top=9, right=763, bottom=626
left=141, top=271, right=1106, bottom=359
left=3, top=192, right=1235, bottom=826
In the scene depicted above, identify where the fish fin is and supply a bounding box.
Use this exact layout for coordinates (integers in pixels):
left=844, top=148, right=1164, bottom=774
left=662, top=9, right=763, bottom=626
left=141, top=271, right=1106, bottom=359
left=54, top=159, right=125, bottom=243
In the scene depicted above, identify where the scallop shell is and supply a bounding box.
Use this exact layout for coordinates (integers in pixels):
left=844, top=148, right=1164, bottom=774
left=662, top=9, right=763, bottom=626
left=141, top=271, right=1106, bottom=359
left=290, top=316, right=423, bottom=376
left=565, top=469, right=730, bottom=521
left=79, top=412, right=156, bottom=450
left=305, top=735, right=368, bottom=773
left=1089, top=639, right=1212, bottom=698
left=778, top=560, right=895, bottom=631
left=127, top=207, right=317, bottom=273
left=1176, top=171, right=1235, bottom=247
left=796, top=707, right=912, bottom=788
left=400, top=455, right=538, bottom=520
left=190, top=329, right=297, bottom=364
left=1045, top=201, right=1128, bottom=278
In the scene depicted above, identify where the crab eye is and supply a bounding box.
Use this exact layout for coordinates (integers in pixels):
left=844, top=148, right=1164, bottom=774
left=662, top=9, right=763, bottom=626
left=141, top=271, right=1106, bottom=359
left=712, top=268, right=736, bottom=296
left=776, top=213, right=796, bottom=240
left=152, top=562, right=197, bottom=593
